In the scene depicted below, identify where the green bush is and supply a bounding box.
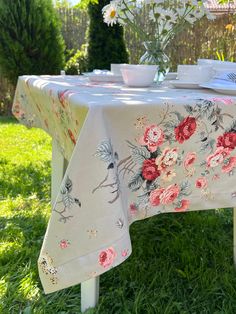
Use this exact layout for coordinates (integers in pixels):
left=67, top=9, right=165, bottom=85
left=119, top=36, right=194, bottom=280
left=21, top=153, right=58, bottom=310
left=87, top=0, right=128, bottom=71
left=65, top=45, right=88, bottom=74
left=0, top=0, right=65, bottom=86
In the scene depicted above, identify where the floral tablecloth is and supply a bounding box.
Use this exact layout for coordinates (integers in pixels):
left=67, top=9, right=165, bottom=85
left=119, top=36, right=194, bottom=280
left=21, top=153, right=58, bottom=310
left=13, top=75, right=236, bottom=293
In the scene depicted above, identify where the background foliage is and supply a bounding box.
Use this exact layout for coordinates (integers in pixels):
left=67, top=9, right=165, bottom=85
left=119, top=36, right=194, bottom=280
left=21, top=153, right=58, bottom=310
left=0, top=0, right=65, bottom=86
left=87, top=0, right=128, bottom=71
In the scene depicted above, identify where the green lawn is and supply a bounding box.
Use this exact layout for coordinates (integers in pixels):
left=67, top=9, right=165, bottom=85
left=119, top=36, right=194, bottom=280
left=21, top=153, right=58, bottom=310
left=1, top=116, right=236, bottom=313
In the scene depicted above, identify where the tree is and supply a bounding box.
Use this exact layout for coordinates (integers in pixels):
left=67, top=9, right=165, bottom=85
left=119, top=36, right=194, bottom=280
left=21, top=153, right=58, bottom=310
left=0, top=0, right=65, bottom=85
left=87, top=0, right=128, bottom=71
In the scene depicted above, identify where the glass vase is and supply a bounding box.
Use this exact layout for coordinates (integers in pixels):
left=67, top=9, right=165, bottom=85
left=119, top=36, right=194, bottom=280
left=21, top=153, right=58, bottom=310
left=139, top=40, right=170, bottom=84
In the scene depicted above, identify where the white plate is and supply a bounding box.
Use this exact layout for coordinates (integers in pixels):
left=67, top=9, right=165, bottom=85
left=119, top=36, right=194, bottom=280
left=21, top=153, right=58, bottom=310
left=169, top=80, right=201, bottom=89
left=83, top=72, right=123, bottom=83
left=165, top=72, right=177, bottom=80
left=200, top=82, right=236, bottom=95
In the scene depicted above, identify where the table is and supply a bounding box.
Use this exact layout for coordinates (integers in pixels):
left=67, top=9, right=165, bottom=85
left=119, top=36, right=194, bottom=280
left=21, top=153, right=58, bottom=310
left=12, top=75, right=236, bottom=312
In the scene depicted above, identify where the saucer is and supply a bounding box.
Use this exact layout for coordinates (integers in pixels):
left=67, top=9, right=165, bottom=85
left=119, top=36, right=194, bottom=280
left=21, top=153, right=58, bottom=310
left=165, top=72, right=177, bottom=80
left=169, top=80, right=201, bottom=89
left=200, top=82, right=236, bottom=95
left=83, top=72, right=123, bottom=83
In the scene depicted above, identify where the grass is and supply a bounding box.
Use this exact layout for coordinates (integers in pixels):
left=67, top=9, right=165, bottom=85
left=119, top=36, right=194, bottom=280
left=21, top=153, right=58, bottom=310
left=1, top=116, right=236, bottom=313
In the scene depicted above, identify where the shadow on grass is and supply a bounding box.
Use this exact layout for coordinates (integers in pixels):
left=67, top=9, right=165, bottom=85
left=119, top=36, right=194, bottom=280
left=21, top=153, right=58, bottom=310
left=0, top=116, right=18, bottom=124
left=0, top=161, right=51, bottom=199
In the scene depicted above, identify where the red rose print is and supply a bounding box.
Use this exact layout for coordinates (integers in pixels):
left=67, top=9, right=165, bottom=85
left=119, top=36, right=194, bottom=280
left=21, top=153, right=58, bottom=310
left=139, top=124, right=164, bottom=152
left=184, top=152, right=197, bottom=168
left=222, top=156, right=236, bottom=173
left=149, top=188, right=165, bottom=206
left=175, top=199, right=190, bottom=211
left=142, top=159, right=160, bottom=181
left=195, top=177, right=208, bottom=189
left=217, top=132, right=236, bottom=150
left=68, top=129, right=76, bottom=145
left=174, top=116, right=197, bottom=143
left=159, top=184, right=180, bottom=205
left=99, top=247, right=117, bottom=268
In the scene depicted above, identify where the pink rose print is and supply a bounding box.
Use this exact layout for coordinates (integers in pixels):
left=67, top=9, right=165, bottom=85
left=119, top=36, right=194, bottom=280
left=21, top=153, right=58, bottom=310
left=174, top=116, right=197, bottom=143
left=195, top=177, right=208, bottom=189
left=99, top=247, right=117, bottom=268
left=222, top=156, right=236, bottom=173
left=139, top=124, right=164, bottom=152
left=150, top=184, right=180, bottom=206
left=59, top=239, right=70, bottom=249
left=159, top=184, right=180, bottom=205
left=206, top=147, right=231, bottom=168
left=184, top=152, right=197, bottom=168
left=156, top=147, right=178, bottom=170
left=150, top=188, right=165, bottom=206
left=129, top=203, right=138, bottom=215
left=175, top=199, right=190, bottom=211
left=217, top=132, right=236, bottom=150
left=142, top=159, right=160, bottom=181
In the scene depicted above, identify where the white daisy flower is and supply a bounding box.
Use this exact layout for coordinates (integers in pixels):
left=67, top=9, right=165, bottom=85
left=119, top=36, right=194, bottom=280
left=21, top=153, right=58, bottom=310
left=102, top=2, right=119, bottom=26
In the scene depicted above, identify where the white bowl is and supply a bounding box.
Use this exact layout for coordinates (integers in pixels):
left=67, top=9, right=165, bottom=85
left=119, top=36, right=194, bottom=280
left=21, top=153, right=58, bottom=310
left=120, top=64, right=158, bottom=87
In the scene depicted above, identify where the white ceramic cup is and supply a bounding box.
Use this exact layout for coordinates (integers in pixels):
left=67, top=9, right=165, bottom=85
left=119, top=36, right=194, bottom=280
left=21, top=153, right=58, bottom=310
left=177, top=64, right=213, bottom=83
left=110, top=63, right=123, bottom=75
left=120, top=64, right=158, bottom=87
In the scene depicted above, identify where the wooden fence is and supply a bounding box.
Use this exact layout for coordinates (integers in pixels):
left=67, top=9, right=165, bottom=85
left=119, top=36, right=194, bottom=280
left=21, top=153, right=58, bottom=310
left=57, top=7, right=236, bottom=67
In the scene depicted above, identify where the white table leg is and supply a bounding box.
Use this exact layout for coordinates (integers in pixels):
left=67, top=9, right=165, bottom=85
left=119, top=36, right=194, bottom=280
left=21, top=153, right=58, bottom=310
left=81, top=277, right=100, bottom=313
left=51, top=139, right=100, bottom=311
left=234, top=208, right=236, bottom=267
left=51, top=139, right=67, bottom=206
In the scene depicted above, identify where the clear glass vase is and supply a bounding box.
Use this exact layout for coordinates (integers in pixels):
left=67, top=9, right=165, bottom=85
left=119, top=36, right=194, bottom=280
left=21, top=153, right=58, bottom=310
left=139, top=40, right=170, bottom=84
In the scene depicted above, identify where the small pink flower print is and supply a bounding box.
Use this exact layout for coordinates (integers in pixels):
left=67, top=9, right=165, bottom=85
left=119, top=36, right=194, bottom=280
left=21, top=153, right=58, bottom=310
left=59, top=239, right=70, bottom=249
left=222, top=156, right=236, bottom=173
left=150, top=188, right=165, bottom=206
left=156, top=147, right=178, bottom=170
left=175, top=199, right=190, bottom=211
left=139, top=125, right=164, bottom=152
left=13, top=103, right=25, bottom=119
left=212, top=174, right=220, bottom=181
left=99, top=247, right=117, bottom=268
left=206, top=147, right=231, bottom=168
left=195, top=177, right=208, bottom=189
left=159, top=184, right=180, bottom=205
left=217, top=132, right=236, bottom=150
left=184, top=152, right=197, bottom=168
left=142, top=159, right=160, bottom=181
left=129, top=203, right=138, bottom=215
left=174, top=116, right=197, bottom=143
left=122, top=249, right=129, bottom=257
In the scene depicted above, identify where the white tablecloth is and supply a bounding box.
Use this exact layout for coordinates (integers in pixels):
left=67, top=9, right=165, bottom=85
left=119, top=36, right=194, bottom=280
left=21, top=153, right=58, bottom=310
left=13, top=75, right=236, bottom=293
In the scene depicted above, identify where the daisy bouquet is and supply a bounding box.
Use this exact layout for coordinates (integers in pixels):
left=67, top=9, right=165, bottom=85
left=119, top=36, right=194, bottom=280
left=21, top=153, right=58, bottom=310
left=102, top=0, right=214, bottom=44
left=102, top=0, right=215, bottom=81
